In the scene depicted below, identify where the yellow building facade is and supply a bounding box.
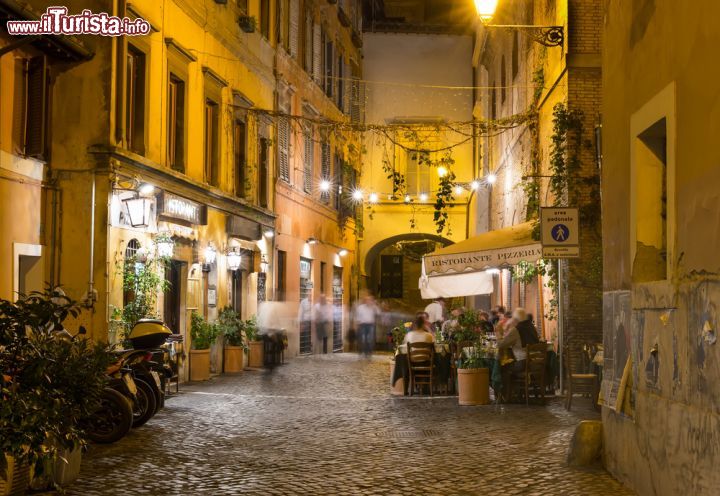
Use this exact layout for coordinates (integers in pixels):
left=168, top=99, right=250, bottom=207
left=2, top=0, right=280, bottom=380
left=601, top=1, right=720, bottom=494
left=273, top=0, right=363, bottom=356
left=473, top=0, right=602, bottom=345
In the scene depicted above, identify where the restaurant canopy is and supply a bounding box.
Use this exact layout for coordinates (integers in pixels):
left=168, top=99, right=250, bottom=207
left=419, top=221, right=542, bottom=298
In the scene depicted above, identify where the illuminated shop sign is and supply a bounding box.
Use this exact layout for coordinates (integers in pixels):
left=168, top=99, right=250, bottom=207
left=158, top=192, right=207, bottom=225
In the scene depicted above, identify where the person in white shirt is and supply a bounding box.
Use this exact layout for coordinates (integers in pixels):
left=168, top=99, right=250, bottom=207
left=313, top=295, right=333, bottom=354
left=353, top=294, right=379, bottom=357
left=424, top=297, right=446, bottom=330
left=403, top=313, right=436, bottom=345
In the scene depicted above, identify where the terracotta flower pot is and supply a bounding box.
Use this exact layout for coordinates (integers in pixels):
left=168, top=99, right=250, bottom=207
left=224, top=346, right=245, bottom=373
left=457, top=368, right=490, bottom=405
left=189, top=349, right=211, bottom=381
left=247, top=341, right=264, bottom=368
left=1, top=454, right=30, bottom=496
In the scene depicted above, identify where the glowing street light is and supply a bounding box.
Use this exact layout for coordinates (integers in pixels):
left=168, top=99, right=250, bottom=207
left=338, top=249, right=349, bottom=257
left=474, top=0, right=498, bottom=22
left=454, top=185, right=464, bottom=196
left=352, top=189, right=364, bottom=201
left=320, top=179, right=331, bottom=192
left=369, top=192, right=379, bottom=204
left=227, top=249, right=242, bottom=271
left=437, top=166, right=448, bottom=178
left=471, top=180, right=480, bottom=190
left=487, top=173, right=497, bottom=185
left=204, top=244, right=217, bottom=265
left=138, top=182, right=155, bottom=195
left=404, top=194, right=411, bottom=203
left=419, top=193, right=428, bottom=202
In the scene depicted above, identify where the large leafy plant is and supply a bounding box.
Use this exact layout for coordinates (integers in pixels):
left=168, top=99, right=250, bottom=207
left=190, top=311, right=219, bottom=350
left=0, top=288, right=113, bottom=472
left=119, top=251, right=170, bottom=336
left=217, top=307, right=247, bottom=349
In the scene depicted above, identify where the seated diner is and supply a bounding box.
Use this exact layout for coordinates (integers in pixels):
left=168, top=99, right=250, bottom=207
left=403, top=313, right=436, bottom=344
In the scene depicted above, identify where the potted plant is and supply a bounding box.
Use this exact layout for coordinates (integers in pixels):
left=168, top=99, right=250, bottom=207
left=238, top=15, right=257, bottom=33
left=217, top=307, right=247, bottom=373
left=1, top=289, right=113, bottom=492
left=189, top=312, right=218, bottom=381
left=456, top=344, right=490, bottom=406
left=244, top=315, right=264, bottom=369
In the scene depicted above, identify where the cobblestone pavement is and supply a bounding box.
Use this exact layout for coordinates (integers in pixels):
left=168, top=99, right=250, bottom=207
left=68, top=354, right=634, bottom=495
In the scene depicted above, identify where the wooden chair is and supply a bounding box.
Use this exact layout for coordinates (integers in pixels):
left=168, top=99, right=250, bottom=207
left=407, top=342, right=435, bottom=396
left=507, top=343, right=547, bottom=405
left=524, top=343, right=548, bottom=405
left=564, top=345, right=598, bottom=411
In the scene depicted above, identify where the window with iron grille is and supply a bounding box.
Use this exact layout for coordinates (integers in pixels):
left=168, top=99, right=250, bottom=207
left=320, top=142, right=331, bottom=203
left=278, top=116, right=290, bottom=182
left=303, top=128, right=314, bottom=193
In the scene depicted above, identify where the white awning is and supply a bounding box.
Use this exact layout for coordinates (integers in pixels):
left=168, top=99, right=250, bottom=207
left=419, top=270, right=494, bottom=298
left=422, top=221, right=541, bottom=277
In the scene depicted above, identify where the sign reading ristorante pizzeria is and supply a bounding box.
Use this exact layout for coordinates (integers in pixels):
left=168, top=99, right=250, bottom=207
left=424, top=243, right=543, bottom=276
left=158, top=192, right=207, bottom=225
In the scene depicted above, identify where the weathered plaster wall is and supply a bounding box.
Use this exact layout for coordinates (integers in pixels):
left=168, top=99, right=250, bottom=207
left=602, top=1, right=720, bottom=494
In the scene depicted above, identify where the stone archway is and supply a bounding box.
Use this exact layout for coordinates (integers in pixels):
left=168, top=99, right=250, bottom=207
left=364, top=233, right=453, bottom=314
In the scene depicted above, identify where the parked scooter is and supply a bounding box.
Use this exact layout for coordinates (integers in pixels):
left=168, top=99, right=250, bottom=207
left=125, top=318, right=175, bottom=398
left=84, top=359, right=136, bottom=444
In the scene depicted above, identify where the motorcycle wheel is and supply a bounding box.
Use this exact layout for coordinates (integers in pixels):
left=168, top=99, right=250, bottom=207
left=85, top=388, right=133, bottom=444
left=132, top=378, right=157, bottom=428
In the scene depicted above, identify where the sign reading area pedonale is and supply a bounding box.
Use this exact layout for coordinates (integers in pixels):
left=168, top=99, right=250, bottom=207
left=425, top=243, right=543, bottom=276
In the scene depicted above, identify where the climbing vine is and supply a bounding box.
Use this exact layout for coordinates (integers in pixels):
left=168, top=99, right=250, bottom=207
left=549, top=102, right=584, bottom=206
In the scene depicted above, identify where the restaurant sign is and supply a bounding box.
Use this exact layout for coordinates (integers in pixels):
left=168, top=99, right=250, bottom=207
left=424, top=243, right=543, bottom=276
left=157, top=192, right=207, bottom=226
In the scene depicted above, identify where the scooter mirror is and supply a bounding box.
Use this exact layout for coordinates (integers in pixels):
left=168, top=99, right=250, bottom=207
left=78, top=326, right=87, bottom=335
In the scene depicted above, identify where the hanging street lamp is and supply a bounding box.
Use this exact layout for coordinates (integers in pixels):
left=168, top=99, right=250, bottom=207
left=227, top=248, right=242, bottom=271
left=474, top=0, right=564, bottom=47
left=123, top=196, right=152, bottom=228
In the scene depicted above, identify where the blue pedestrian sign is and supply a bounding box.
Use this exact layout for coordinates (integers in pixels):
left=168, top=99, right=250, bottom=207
left=540, top=207, right=580, bottom=258
left=551, top=224, right=570, bottom=243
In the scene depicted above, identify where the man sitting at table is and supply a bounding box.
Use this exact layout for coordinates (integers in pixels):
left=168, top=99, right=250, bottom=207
left=403, top=313, right=435, bottom=344
left=498, top=308, right=539, bottom=372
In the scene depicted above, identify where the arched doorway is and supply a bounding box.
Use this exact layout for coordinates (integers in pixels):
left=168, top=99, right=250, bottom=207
left=365, top=233, right=452, bottom=315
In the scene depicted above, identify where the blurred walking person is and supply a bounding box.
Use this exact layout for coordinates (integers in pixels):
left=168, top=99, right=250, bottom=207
left=353, top=293, right=379, bottom=358
left=313, top=295, right=332, bottom=354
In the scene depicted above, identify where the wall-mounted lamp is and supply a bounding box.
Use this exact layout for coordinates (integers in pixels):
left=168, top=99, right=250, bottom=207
left=306, top=237, right=319, bottom=245
left=320, top=179, right=331, bottom=192
left=226, top=248, right=242, bottom=271
left=351, top=189, right=364, bottom=202
left=123, top=196, right=152, bottom=228
left=138, top=183, right=155, bottom=195
left=369, top=192, right=379, bottom=204
left=338, top=249, right=349, bottom=257
left=204, top=244, right=217, bottom=265
left=486, top=173, right=497, bottom=185
left=263, top=229, right=274, bottom=238
left=474, top=0, right=564, bottom=47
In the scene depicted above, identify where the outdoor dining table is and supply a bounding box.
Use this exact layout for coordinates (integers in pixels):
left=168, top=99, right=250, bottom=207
left=391, top=343, right=452, bottom=395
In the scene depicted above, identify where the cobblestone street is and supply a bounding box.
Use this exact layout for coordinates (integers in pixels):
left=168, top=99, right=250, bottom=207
left=68, top=354, right=633, bottom=495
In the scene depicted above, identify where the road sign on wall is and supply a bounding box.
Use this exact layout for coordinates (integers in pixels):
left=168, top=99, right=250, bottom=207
left=541, top=207, right=580, bottom=258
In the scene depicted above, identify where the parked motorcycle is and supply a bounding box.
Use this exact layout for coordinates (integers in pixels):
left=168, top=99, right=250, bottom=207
left=84, top=360, right=136, bottom=444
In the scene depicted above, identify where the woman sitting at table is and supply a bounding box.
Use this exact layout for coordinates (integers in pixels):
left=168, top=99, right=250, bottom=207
left=497, top=308, right=539, bottom=372
left=403, top=313, right=435, bottom=344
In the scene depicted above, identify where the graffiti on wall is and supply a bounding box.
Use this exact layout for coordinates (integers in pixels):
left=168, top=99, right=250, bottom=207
left=601, top=290, right=632, bottom=412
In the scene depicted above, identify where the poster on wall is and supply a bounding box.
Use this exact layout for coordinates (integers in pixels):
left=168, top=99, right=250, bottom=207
left=600, top=290, right=633, bottom=414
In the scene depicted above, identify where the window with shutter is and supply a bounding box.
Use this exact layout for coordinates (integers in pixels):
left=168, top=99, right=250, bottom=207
left=25, top=56, right=47, bottom=159
left=258, top=137, right=269, bottom=208
left=303, top=128, right=313, bottom=193
left=313, top=23, right=322, bottom=85
left=304, top=11, right=313, bottom=73
left=279, top=0, right=290, bottom=49
left=234, top=119, right=247, bottom=197
left=167, top=74, right=186, bottom=173
left=321, top=142, right=330, bottom=203
left=342, top=61, right=350, bottom=114
left=333, top=152, right=343, bottom=211
left=126, top=46, right=146, bottom=155
left=324, top=40, right=334, bottom=98
left=260, top=0, right=270, bottom=39
left=336, top=55, right=344, bottom=111
left=289, top=0, right=299, bottom=58
left=278, top=116, right=290, bottom=182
